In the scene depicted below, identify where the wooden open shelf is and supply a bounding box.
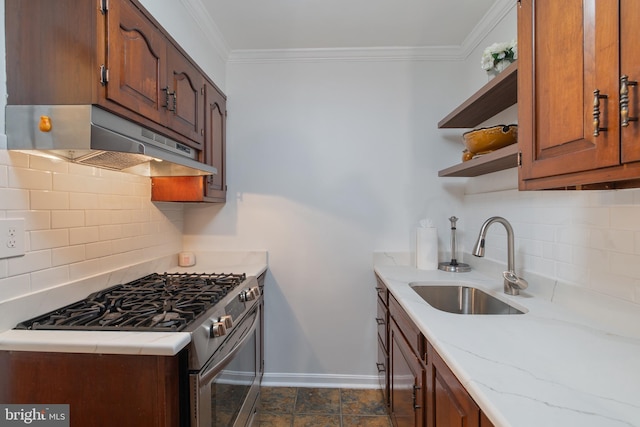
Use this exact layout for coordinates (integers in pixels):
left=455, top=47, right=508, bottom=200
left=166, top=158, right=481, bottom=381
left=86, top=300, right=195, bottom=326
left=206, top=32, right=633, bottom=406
left=438, top=143, right=518, bottom=177
left=438, top=61, right=518, bottom=129
left=437, top=61, right=518, bottom=177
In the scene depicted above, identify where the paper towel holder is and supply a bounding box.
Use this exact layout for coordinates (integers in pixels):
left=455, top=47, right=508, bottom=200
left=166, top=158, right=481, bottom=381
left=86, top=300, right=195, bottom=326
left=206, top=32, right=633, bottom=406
left=438, top=216, right=471, bottom=272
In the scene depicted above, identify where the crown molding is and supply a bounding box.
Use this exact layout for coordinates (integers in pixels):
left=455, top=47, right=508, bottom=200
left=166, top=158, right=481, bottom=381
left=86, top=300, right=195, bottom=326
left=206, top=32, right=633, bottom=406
left=227, top=45, right=465, bottom=64
left=179, top=0, right=231, bottom=61
left=187, top=0, right=516, bottom=64
left=459, top=0, right=517, bottom=58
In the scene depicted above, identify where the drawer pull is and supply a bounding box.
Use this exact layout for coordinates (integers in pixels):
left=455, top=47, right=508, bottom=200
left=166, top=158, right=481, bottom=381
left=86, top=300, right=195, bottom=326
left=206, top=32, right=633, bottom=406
left=620, top=75, right=638, bottom=127
left=375, top=318, right=385, bottom=326
left=592, top=89, right=608, bottom=136
left=413, top=384, right=422, bottom=409
left=376, top=363, right=386, bottom=373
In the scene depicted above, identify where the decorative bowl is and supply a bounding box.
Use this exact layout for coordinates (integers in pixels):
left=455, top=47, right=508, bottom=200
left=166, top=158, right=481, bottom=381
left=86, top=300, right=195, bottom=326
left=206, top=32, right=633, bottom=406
left=462, top=124, right=517, bottom=159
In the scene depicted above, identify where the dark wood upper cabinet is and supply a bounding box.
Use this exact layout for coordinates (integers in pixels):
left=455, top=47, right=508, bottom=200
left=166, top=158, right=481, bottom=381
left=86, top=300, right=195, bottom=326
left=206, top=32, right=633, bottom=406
left=166, top=46, right=206, bottom=148
left=518, top=0, right=640, bottom=189
left=104, top=0, right=167, bottom=127
left=6, top=0, right=227, bottom=202
left=204, top=84, right=227, bottom=201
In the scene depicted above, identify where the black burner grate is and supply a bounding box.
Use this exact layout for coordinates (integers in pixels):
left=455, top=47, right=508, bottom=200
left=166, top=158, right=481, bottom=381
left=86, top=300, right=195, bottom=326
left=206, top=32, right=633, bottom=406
left=15, top=272, right=246, bottom=332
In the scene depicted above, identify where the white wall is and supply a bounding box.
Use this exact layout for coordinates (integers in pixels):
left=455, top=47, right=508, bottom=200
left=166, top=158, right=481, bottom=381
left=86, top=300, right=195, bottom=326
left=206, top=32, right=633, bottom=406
left=0, top=2, right=226, bottom=303
left=457, top=7, right=640, bottom=305
left=183, top=58, right=469, bottom=386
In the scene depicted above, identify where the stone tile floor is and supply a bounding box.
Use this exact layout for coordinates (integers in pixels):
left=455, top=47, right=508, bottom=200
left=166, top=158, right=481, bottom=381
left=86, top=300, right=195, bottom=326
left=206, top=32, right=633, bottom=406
left=256, top=387, right=391, bottom=427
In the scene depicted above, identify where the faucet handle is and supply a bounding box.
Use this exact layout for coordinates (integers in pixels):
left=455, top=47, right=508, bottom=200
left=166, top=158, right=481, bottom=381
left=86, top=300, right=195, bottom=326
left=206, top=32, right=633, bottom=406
left=503, top=271, right=528, bottom=290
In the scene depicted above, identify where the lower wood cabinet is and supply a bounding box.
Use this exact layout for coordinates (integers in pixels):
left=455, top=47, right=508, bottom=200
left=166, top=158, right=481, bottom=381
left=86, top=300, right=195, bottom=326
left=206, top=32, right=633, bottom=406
left=0, top=350, right=184, bottom=426
left=380, top=284, right=494, bottom=427
left=428, top=342, right=481, bottom=427
left=390, top=319, right=425, bottom=427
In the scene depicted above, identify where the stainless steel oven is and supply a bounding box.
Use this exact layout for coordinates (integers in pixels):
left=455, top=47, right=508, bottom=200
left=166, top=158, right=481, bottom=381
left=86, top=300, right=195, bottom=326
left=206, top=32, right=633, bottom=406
left=189, top=299, right=262, bottom=427
left=14, top=271, right=265, bottom=427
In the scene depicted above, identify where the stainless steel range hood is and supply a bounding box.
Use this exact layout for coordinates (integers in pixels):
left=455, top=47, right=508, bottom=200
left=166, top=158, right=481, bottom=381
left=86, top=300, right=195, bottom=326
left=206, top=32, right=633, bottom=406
left=5, top=105, right=217, bottom=177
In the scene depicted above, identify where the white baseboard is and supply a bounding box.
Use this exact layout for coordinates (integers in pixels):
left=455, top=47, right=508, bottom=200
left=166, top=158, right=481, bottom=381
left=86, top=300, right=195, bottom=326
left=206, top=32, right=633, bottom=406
left=261, top=373, right=380, bottom=389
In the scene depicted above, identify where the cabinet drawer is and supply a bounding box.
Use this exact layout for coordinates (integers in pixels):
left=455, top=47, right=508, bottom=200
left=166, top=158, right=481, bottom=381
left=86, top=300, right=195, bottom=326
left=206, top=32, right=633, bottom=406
left=389, top=295, right=422, bottom=355
left=376, top=298, right=387, bottom=348
left=375, top=277, right=388, bottom=306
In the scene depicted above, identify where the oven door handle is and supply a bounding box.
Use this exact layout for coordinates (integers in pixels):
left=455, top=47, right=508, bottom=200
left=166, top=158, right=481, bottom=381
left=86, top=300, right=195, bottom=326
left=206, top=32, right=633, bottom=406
left=199, top=306, right=259, bottom=384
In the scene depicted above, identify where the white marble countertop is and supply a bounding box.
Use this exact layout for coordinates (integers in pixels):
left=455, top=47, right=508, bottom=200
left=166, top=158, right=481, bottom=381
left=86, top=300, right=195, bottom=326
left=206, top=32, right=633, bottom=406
left=374, top=263, right=640, bottom=427
left=0, top=251, right=268, bottom=356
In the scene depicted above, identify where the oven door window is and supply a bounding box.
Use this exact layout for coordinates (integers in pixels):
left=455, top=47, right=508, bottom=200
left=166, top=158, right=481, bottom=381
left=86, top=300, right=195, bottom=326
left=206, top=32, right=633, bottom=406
left=192, top=305, right=261, bottom=427
left=210, top=330, right=258, bottom=426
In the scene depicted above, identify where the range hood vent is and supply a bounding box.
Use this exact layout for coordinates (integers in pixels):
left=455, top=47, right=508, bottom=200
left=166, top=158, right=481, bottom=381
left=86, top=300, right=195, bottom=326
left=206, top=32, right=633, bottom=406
left=5, top=105, right=217, bottom=177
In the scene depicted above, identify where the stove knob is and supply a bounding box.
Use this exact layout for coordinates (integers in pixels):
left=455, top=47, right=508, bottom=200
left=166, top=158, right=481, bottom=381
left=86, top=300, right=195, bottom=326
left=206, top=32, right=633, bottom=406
left=241, top=288, right=256, bottom=302
left=250, top=286, right=261, bottom=299
left=210, top=321, right=227, bottom=338
left=220, top=315, right=234, bottom=329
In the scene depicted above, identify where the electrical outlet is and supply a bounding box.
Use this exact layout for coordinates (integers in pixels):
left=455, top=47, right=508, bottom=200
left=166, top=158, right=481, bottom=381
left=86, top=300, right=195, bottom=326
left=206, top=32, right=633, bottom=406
left=0, top=219, right=25, bottom=259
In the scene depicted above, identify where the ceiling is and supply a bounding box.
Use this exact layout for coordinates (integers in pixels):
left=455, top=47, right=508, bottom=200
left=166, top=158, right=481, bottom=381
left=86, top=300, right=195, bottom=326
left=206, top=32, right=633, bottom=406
left=199, top=0, right=499, bottom=52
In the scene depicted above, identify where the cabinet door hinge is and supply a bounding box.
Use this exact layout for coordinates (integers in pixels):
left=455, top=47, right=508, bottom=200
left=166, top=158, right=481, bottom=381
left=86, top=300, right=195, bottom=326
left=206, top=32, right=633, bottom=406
left=517, top=151, right=522, bottom=167
left=99, top=0, right=109, bottom=14
left=100, top=65, right=109, bottom=86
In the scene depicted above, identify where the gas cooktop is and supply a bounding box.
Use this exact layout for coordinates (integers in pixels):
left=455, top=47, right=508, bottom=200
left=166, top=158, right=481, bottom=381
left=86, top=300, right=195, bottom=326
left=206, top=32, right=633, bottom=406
left=15, top=272, right=247, bottom=332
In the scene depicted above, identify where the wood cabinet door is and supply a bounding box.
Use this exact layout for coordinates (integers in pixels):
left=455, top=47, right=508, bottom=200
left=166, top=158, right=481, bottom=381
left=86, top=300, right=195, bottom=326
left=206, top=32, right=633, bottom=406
left=431, top=348, right=479, bottom=427
left=390, top=322, right=424, bottom=427
left=204, top=85, right=227, bottom=201
left=166, top=45, right=205, bottom=148
left=620, top=0, right=640, bottom=163
left=104, top=0, right=167, bottom=124
left=518, top=0, right=620, bottom=183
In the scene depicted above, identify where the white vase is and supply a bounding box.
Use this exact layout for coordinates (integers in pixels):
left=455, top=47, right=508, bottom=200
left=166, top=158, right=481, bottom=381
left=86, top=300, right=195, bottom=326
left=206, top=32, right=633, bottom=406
left=487, top=68, right=500, bottom=80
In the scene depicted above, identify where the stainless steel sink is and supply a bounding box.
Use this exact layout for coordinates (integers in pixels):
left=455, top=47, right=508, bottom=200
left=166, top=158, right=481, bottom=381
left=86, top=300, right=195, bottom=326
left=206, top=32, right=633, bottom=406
left=410, top=284, right=525, bottom=315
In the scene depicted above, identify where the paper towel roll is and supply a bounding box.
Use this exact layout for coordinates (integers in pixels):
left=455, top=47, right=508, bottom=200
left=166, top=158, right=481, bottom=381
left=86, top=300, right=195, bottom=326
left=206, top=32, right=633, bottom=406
left=416, top=227, right=438, bottom=270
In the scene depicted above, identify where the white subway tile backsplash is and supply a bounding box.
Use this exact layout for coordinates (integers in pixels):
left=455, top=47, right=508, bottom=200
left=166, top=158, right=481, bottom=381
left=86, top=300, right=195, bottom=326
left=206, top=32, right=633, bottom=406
left=28, top=155, right=69, bottom=173
left=464, top=186, right=640, bottom=305
left=30, top=229, right=69, bottom=250
left=121, top=223, right=143, bottom=238
left=8, top=250, right=52, bottom=276
left=30, top=266, right=71, bottom=292
left=69, top=193, right=99, bottom=210
left=590, top=228, right=634, bottom=253
left=610, top=252, right=640, bottom=279
left=0, top=165, right=8, bottom=187
left=1, top=153, right=183, bottom=304
left=30, top=190, right=70, bottom=210
left=610, top=206, right=640, bottom=230
left=85, top=241, right=114, bottom=259
left=588, top=270, right=636, bottom=302
left=0, top=274, right=31, bottom=301
left=0, top=188, right=30, bottom=210
left=69, top=258, right=104, bottom=281
left=69, top=227, right=100, bottom=245
left=0, top=151, right=29, bottom=168
left=51, top=245, right=85, bottom=267
left=8, top=167, right=52, bottom=190
left=7, top=210, right=50, bottom=230
left=51, top=210, right=85, bottom=229
left=572, top=207, right=610, bottom=227
left=53, top=172, right=104, bottom=193
left=99, top=224, right=123, bottom=240
left=85, top=210, right=114, bottom=226
left=109, top=210, right=133, bottom=224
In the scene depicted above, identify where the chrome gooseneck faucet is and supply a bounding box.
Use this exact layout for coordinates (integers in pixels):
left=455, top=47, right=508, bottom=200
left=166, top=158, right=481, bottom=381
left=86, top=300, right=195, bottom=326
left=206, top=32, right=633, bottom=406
left=472, top=216, right=528, bottom=295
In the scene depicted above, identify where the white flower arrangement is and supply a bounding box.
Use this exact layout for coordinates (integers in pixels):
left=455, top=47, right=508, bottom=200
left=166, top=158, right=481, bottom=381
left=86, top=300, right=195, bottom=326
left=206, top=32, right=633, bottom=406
left=481, top=40, right=517, bottom=74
